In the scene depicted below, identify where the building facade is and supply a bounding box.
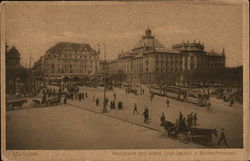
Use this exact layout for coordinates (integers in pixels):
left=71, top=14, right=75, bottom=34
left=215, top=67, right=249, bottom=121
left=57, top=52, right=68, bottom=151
left=100, top=27, right=226, bottom=84
left=34, top=42, right=100, bottom=82
left=6, top=45, right=26, bottom=95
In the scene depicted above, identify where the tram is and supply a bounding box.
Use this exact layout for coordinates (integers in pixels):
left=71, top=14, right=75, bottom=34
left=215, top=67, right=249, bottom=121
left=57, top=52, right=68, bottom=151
left=150, top=84, right=164, bottom=96
left=185, top=90, right=210, bottom=106
left=150, top=85, right=210, bottom=106
left=164, top=86, right=186, bottom=100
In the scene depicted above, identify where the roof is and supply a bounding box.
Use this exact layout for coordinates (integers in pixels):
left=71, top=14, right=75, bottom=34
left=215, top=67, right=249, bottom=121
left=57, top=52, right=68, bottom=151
left=118, top=51, right=135, bottom=59
left=46, top=42, right=95, bottom=54
left=154, top=48, right=181, bottom=54
left=132, top=38, right=165, bottom=51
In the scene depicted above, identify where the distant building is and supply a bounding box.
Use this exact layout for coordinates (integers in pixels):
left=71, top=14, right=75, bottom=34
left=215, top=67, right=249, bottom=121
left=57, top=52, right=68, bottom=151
left=34, top=42, right=100, bottom=82
left=100, top=27, right=226, bottom=84
left=6, top=45, right=26, bottom=95
left=6, top=46, right=21, bottom=70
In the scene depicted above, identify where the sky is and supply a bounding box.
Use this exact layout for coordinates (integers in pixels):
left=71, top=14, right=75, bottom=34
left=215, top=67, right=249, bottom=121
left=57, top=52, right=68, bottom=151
left=4, top=1, right=243, bottom=67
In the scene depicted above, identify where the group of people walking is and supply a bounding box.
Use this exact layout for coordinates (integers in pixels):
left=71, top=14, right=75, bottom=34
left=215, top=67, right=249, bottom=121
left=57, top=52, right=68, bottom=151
left=177, top=111, right=198, bottom=131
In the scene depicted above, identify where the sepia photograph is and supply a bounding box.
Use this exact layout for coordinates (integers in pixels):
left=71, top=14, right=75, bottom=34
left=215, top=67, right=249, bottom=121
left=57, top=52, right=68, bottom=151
left=1, top=1, right=249, bottom=161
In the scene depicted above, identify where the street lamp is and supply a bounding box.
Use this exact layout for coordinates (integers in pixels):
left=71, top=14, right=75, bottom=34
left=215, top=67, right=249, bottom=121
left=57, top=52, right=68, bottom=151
left=99, top=42, right=108, bottom=113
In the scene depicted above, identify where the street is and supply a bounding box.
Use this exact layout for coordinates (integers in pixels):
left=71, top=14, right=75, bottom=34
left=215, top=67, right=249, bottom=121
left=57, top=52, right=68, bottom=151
left=69, top=85, right=243, bottom=148
left=6, top=85, right=243, bottom=149
left=6, top=104, right=202, bottom=149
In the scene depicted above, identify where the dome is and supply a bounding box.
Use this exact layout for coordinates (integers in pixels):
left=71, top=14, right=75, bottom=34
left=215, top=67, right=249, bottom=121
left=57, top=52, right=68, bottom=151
left=6, top=47, right=21, bottom=58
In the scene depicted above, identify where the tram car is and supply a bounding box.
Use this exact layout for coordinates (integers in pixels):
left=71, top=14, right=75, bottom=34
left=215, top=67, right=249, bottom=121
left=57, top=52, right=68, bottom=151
left=185, top=90, right=210, bottom=106
left=150, top=85, right=164, bottom=96
left=164, top=86, right=186, bottom=101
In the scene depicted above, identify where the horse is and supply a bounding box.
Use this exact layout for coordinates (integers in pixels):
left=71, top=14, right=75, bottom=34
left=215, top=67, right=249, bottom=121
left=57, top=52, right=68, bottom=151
left=7, top=100, right=28, bottom=110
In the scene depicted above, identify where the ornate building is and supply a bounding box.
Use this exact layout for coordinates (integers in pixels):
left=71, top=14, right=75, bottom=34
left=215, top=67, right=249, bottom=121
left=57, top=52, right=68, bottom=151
left=6, top=45, right=26, bottom=95
left=34, top=42, right=100, bottom=82
left=100, top=27, right=226, bottom=84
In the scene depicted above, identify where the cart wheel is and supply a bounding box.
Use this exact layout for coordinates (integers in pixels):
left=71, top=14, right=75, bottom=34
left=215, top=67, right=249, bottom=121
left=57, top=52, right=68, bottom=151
left=161, top=127, right=168, bottom=137
left=178, top=134, right=189, bottom=144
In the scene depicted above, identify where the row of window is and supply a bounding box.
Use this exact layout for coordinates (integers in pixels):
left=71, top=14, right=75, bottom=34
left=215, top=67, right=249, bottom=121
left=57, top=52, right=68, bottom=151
left=47, top=68, right=93, bottom=74
left=46, top=54, right=98, bottom=59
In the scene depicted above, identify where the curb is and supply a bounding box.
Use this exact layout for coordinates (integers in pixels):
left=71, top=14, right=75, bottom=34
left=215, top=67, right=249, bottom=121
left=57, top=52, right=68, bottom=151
left=68, top=103, right=161, bottom=133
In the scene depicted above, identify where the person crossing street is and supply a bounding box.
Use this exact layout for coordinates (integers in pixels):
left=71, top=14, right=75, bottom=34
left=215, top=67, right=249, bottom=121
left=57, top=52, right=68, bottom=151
left=217, top=128, right=228, bottom=147
left=133, top=103, right=139, bottom=114
left=166, top=99, right=170, bottom=108
left=142, top=107, right=150, bottom=124
left=96, top=97, right=99, bottom=106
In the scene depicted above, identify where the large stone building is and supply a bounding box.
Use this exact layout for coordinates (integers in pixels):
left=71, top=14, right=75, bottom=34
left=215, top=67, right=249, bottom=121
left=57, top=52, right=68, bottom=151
left=33, top=42, right=100, bottom=82
left=100, top=27, right=226, bottom=84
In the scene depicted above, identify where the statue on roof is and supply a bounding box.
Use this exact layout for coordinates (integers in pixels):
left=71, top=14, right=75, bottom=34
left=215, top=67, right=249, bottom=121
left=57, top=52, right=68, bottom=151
left=143, top=26, right=154, bottom=39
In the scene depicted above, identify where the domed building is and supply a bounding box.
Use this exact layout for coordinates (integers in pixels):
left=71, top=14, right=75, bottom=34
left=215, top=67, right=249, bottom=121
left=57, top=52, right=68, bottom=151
left=6, top=46, right=21, bottom=70
left=6, top=45, right=27, bottom=95
left=102, top=27, right=226, bottom=85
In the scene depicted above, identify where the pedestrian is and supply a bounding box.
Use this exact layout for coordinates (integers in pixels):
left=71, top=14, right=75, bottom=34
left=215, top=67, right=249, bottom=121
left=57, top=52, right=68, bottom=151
left=179, top=112, right=183, bottom=123
left=133, top=103, right=139, bottom=114
left=190, top=112, right=194, bottom=126
left=96, top=98, right=99, bottom=106
left=230, top=98, right=234, bottom=107
left=166, top=99, right=170, bottom=108
left=217, top=128, right=228, bottom=147
left=207, top=102, right=211, bottom=112
left=193, top=113, right=198, bottom=126
left=187, top=114, right=193, bottom=128
left=78, top=92, right=82, bottom=101
left=160, top=113, right=166, bottom=123
left=142, top=107, right=150, bottom=124
left=64, top=95, right=67, bottom=106
left=110, top=100, right=113, bottom=109
left=114, top=93, right=116, bottom=99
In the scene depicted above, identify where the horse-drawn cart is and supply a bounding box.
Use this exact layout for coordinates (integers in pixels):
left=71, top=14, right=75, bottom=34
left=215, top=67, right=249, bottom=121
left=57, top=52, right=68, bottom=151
left=161, top=120, right=217, bottom=146
left=6, top=100, right=28, bottom=110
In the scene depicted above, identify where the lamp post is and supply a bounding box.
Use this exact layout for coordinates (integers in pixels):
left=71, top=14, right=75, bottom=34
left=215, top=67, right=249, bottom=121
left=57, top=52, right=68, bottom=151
left=100, top=43, right=108, bottom=113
